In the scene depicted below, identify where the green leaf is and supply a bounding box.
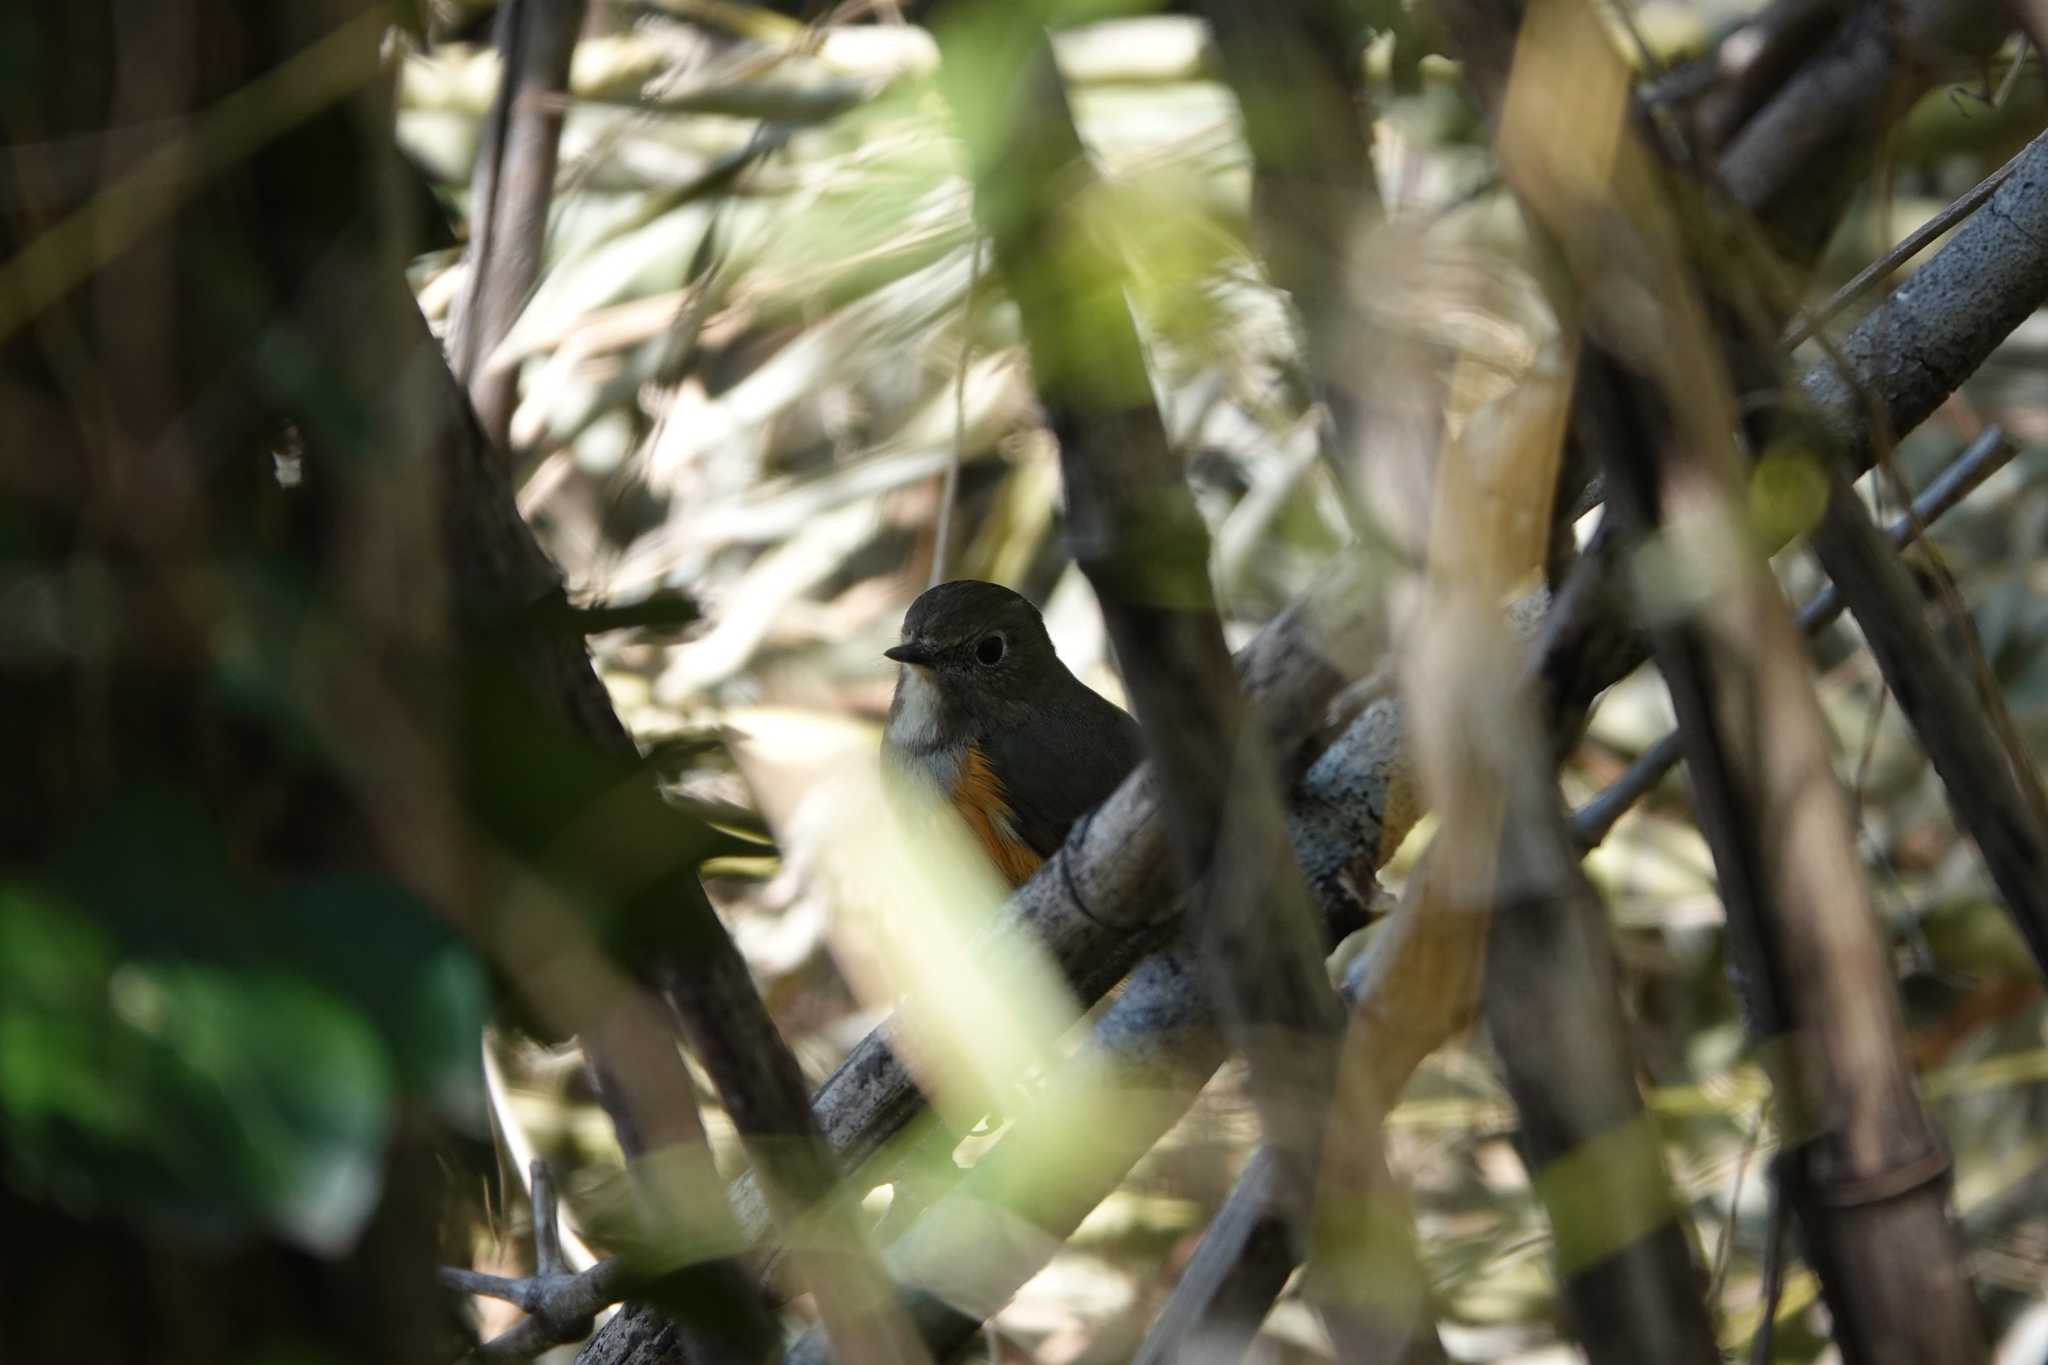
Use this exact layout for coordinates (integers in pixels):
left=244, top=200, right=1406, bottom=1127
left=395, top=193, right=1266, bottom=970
left=0, top=889, right=395, bottom=1254
left=51, top=785, right=487, bottom=1127
left=0, top=785, right=493, bottom=1251
left=263, top=875, right=489, bottom=1130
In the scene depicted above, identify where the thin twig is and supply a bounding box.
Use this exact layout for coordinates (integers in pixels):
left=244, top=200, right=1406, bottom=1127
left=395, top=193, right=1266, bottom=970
left=481, top=1038, right=600, bottom=1272
left=531, top=1159, right=568, bottom=1278
left=1781, top=133, right=2037, bottom=348
left=1749, top=1161, right=1791, bottom=1365
left=441, top=1162, right=641, bottom=1362
left=1571, top=425, right=2015, bottom=846
left=1846, top=683, right=1888, bottom=830
left=1995, top=35, right=2033, bottom=107
left=451, top=0, right=587, bottom=452
left=1707, top=1107, right=1768, bottom=1309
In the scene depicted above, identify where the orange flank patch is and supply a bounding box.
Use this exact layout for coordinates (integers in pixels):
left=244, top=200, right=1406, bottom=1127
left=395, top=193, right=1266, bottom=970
left=953, top=746, right=1043, bottom=887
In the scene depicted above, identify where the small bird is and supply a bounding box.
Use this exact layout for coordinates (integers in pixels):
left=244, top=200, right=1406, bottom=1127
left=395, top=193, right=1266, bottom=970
left=882, top=580, right=1145, bottom=886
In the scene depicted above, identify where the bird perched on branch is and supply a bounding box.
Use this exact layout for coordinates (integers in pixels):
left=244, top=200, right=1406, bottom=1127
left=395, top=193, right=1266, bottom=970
left=882, top=579, right=1144, bottom=886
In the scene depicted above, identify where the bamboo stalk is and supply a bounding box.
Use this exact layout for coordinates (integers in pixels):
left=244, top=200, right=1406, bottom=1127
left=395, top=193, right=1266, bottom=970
left=929, top=14, right=1430, bottom=1356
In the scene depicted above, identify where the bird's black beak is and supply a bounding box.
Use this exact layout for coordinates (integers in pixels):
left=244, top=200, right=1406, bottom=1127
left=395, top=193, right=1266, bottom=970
left=885, top=641, right=936, bottom=667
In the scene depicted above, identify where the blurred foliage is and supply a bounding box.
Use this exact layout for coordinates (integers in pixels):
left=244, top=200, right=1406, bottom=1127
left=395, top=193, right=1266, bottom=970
left=0, top=785, right=487, bottom=1253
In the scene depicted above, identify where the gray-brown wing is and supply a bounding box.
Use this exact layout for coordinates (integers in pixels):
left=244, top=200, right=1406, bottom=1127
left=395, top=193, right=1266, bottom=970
left=983, top=682, right=1145, bottom=860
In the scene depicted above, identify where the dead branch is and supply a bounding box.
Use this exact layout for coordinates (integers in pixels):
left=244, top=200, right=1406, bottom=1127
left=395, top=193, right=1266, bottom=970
left=443, top=1162, right=642, bottom=1362
left=399, top=170, right=916, bottom=1365
left=1715, top=0, right=2012, bottom=251
left=1573, top=425, right=2017, bottom=845
left=450, top=0, right=586, bottom=451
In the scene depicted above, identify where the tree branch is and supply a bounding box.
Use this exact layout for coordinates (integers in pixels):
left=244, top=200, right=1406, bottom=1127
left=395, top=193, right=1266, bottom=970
left=1130, top=864, right=1476, bottom=1365
left=451, top=0, right=587, bottom=452
left=1715, top=0, right=2012, bottom=253
left=1781, top=136, right=2033, bottom=348
left=443, top=1162, right=643, bottom=1362
left=1799, top=124, right=2048, bottom=471
left=1599, top=358, right=1989, bottom=1363
left=1138, top=259, right=1712, bottom=1365
left=931, top=14, right=1436, bottom=1355
left=1715, top=35, right=2048, bottom=983
left=1805, top=451, right=2048, bottom=975
left=1482, top=801, right=1717, bottom=1364
left=1662, top=0, right=1858, bottom=155
left=1126, top=406, right=2009, bottom=1350
left=385, top=174, right=905, bottom=1365
left=1572, top=424, right=2016, bottom=845
left=654, top=939, right=935, bottom=1365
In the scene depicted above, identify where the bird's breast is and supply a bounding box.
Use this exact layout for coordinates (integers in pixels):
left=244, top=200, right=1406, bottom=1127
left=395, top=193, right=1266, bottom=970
left=884, top=734, right=964, bottom=799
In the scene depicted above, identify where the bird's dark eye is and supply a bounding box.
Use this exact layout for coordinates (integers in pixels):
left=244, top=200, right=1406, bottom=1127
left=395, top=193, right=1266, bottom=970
left=975, top=633, right=1007, bottom=666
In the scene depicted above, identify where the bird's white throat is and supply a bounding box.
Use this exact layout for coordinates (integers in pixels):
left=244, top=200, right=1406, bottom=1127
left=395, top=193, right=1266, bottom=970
left=886, top=664, right=945, bottom=751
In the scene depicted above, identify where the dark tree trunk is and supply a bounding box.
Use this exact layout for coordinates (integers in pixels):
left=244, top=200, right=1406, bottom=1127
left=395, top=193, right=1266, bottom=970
left=0, top=2, right=460, bottom=1361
